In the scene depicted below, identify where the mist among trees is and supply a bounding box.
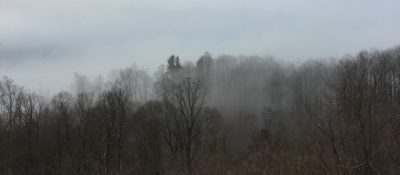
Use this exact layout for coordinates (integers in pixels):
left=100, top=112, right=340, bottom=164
left=1, top=45, right=400, bottom=174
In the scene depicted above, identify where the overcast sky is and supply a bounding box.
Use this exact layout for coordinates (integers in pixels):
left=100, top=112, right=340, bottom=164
left=1, top=0, right=399, bottom=94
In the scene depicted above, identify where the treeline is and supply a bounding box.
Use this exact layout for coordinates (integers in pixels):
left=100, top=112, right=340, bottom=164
left=1, top=46, right=400, bottom=174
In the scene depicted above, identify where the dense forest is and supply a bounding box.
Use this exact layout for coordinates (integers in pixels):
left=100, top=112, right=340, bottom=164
left=1, top=45, right=400, bottom=175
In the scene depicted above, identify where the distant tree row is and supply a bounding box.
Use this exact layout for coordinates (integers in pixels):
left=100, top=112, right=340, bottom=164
left=0, top=45, right=400, bottom=174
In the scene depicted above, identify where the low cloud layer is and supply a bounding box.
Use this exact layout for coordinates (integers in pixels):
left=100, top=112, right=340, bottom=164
left=1, top=0, right=399, bottom=93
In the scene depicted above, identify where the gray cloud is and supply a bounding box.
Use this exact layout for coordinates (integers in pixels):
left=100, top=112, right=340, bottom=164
left=1, top=0, right=400, bottom=93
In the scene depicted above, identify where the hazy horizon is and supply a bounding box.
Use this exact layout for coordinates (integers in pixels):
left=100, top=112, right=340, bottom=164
left=1, top=0, right=400, bottom=93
